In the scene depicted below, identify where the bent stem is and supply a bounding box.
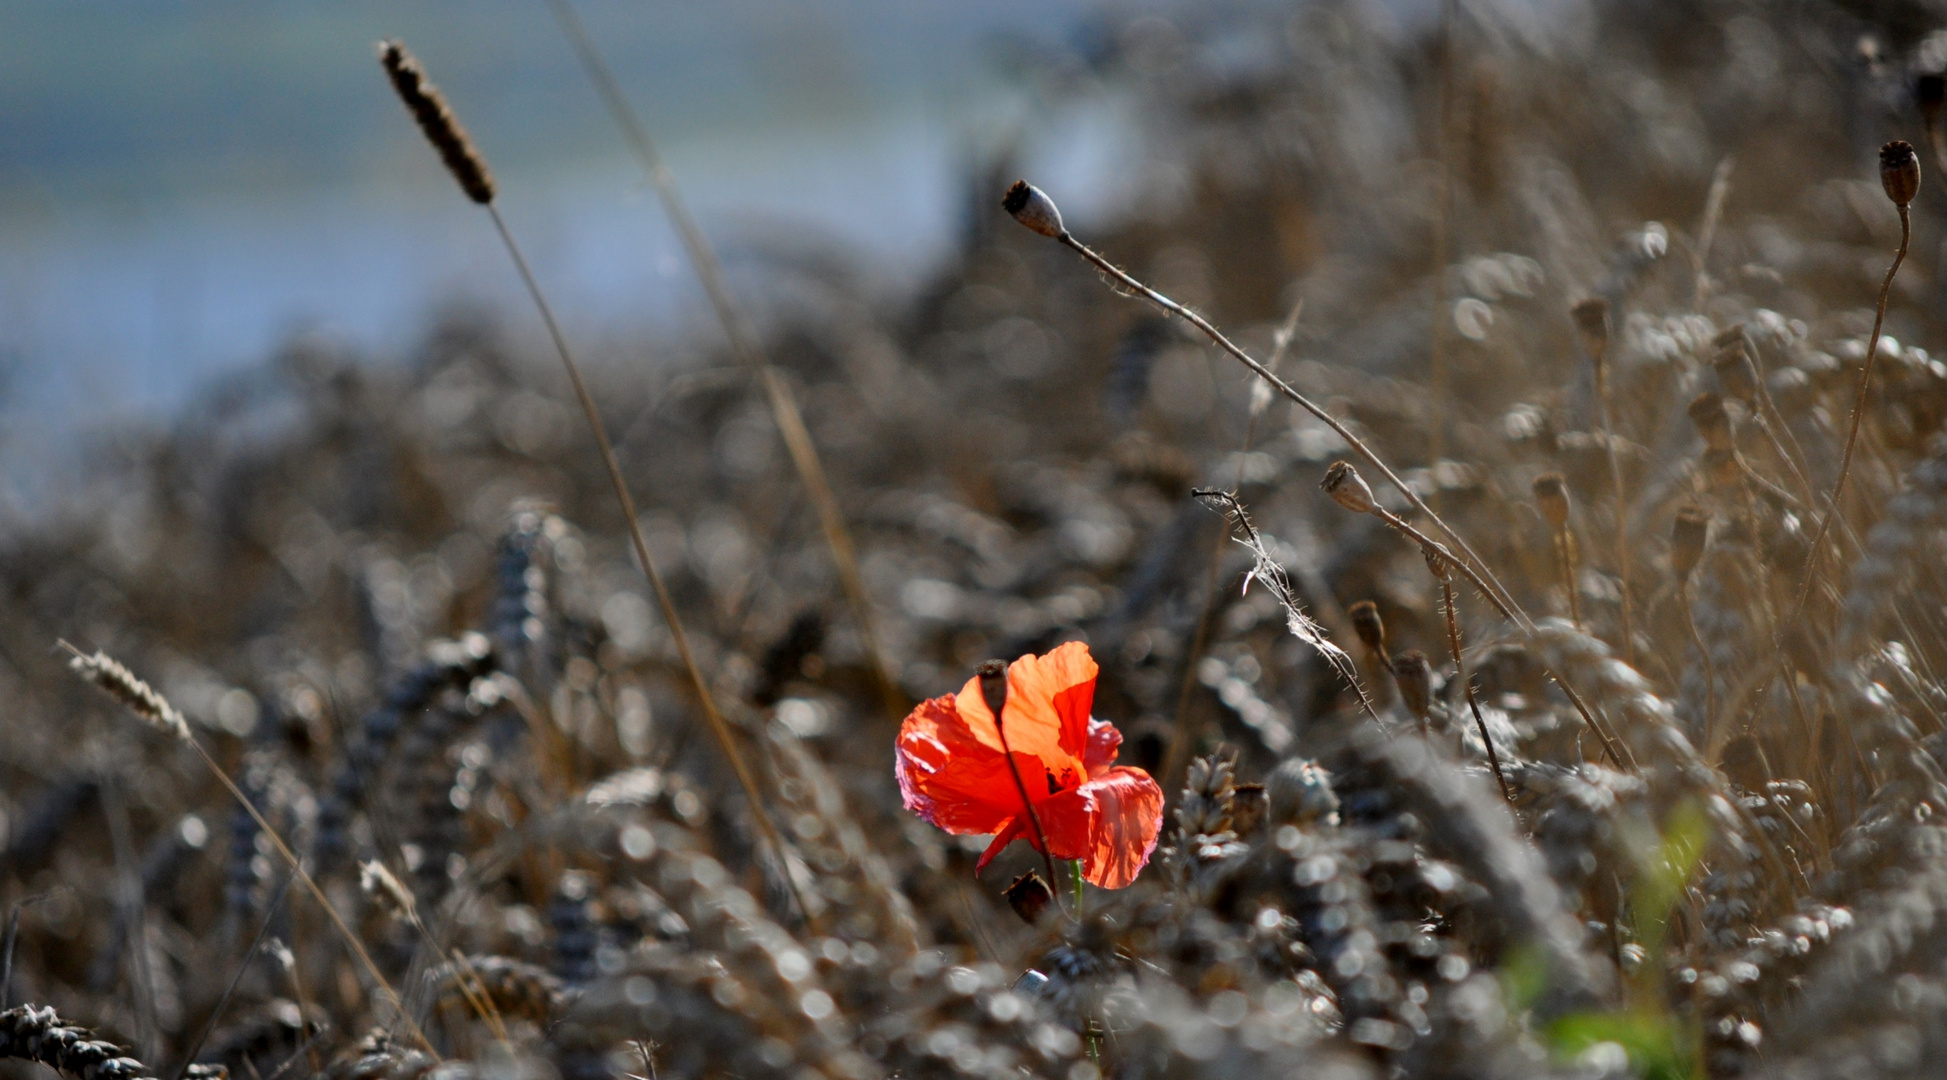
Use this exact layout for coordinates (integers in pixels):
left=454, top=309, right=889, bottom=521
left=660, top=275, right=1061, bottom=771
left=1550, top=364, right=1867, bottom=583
left=547, top=0, right=902, bottom=719
left=484, top=203, right=815, bottom=930
left=1440, top=578, right=1509, bottom=801
left=983, top=670, right=1064, bottom=915
left=1050, top=230, right=1529, bottom=628
left=1797, top=203, right=1910, bottom=620
left=1373, top=514, right=1633, bottom=771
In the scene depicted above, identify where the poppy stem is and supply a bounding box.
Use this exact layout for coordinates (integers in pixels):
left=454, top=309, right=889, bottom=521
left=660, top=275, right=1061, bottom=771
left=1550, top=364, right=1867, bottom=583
left=977, top=660, right=1065, bottom=914
left=1068, top=860, right=1085, bottom=914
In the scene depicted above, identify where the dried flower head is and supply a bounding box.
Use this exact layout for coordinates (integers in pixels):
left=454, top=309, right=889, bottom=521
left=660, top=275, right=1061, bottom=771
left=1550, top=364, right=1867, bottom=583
left=895, top=642, right=1163, bottom=888
left=1713, top=339, right=1760, bottom=403
left=1671, top=506, right=1711, bottom=581
left=1391, top=649, right=1433, bottom=721
left=1348, top=600, right=1389, bottom=660
left=1532, top=472, right=1571, bottom=531
left=1570, top=296, right=1610, bottom=361
left=1320, top=460, right=1378, bottom=515
left=1688, top=391, right=1733, bottom=452
left=66, top=645, right=190, bottom=742
left=360, top=860, right=418, bottom=921
left=1001, top=181, right=1066, bottom=239
left=1881, top=139, right=1921, bottom=207
left=379, top=40, right=496, bottom=205
left=1003, top=872, right=1055, bottom=926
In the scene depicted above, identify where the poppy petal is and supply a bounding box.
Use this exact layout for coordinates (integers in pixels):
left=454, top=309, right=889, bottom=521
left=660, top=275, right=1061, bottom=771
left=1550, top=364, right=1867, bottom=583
left=951, top=642, right=1095, bottom=787
left=895, top=695, right=1018, bottom=836
left=1071, top=767, right=1164, bottom=889
left=1083, top=717, right=1123, bottom=777
left=975, top=817, right=1029, bottom=874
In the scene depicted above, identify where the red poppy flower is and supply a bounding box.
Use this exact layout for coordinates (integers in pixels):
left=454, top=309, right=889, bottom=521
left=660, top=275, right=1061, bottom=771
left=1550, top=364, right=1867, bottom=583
left=894, top=642, right=1164, bottom=889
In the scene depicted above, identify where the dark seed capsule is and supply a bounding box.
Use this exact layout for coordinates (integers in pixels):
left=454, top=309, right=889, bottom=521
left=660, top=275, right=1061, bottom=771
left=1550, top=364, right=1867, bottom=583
left=1881, top=140, right=1920, bottom=207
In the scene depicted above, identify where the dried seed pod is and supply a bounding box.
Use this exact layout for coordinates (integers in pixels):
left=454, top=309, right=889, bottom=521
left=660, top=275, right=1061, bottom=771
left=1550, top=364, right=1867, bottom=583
left=1688, top=391, right=1734, bottom=452
left=1003, top=871, right=1054, bottom=926
left=1671, top=506, right=1710, bottom=581
left=1321, top=460, right=1378, bottom=515
left=1391, top=650, right=1433, bottom=722
left=1714, top=340, right=1760, bottom=403
left=1348, top=600, right=1389, bottom=661
left=1881, top=139, right=1921, bottom=207
left=1532, top=472, right=1571, bottom=531
left=378, top=40, right=496, bottom=205
left=1001, top=181, right=1065, bottom=239
left=976, top=658, right=1009, bottom=722
left=1421, top=543, right=1455, bottom=581
left=1228, top=783, right=1268, bottom=836
left=1570, top=296, right=1610, bottom=362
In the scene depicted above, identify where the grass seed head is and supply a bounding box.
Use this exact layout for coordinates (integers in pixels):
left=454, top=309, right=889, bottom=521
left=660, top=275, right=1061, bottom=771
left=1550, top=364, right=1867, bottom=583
left=378, top=40, right=496, bottom=205
left=66, top=646, right=190, bottom=742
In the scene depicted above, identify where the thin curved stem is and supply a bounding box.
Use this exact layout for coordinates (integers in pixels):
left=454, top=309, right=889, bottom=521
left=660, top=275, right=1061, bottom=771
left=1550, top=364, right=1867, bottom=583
left=1055, top=232, right=1530, bottom=628
left=1441, top=578, right=1509, bottom=801
left=486, top=204, right=816, bottom=930
left=1797, top=204, right=1909, bottom=620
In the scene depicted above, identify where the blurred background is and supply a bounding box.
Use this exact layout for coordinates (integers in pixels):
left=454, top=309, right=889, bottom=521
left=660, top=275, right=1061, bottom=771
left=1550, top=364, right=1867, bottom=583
left=0, top=0, right=1257, bottom=505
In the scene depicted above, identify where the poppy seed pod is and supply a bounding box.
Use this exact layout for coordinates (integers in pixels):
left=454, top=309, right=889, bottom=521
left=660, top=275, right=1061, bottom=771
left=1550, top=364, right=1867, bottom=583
left=1713, top=340, right=1760, bottom=404
left=1348, top=601, right=1389, bottom=660
left=1532, top=472, right=1571, bottom=531
left=1921, top=74, right=1946, bottom=131
left=1671, top=506, right=1710, bottom=581
left=1570, top=296, right=1611, bottom=362
left=1002, top=181, right=1066, bottom=239
left=1003, top=871, right=1054, bottom=926
left=1881, top=140, right=1921, bottom=207
left=1391, top=650, right=1433, bottom=722
left=975, top=659, right=1009, bottom=723
left=1321, top=460, right=1378, bottom=515
left=1687, top=391, right=1733, bottom=452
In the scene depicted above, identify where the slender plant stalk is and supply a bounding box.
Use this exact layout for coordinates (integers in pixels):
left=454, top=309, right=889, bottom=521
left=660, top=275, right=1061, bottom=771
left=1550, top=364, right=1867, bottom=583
left=173, top=871, right=296, bottom=1080
left=1039, top=221, right=1530, bottom=628
left=546, top=0, right=903, bottom=719
left=1590, top=350, right=1637, bottom=663
left=1797, top=201, right=1911, bottom=619
left=484, top=204, right=815, bottom=929
left=1164, top=299, right=1305, bottom=794
left=978, top=661, right=1064, bottom=915
left=98, top=779, right=157, bottom=1061
left=1554, top=530, right=1583, bottom=629
left=1439, top=576, right=1509, bottom=801
left=1679, top=581, right=1718, bottom=740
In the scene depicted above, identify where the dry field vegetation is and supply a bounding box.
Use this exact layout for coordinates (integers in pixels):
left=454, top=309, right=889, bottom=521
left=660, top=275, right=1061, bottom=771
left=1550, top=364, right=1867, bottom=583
left=11, top=1, right=1947, bottom=1078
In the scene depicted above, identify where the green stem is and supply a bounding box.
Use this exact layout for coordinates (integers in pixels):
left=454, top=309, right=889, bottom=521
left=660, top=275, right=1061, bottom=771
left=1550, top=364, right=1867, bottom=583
left=1068, top=860, right=1085, bottom=914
